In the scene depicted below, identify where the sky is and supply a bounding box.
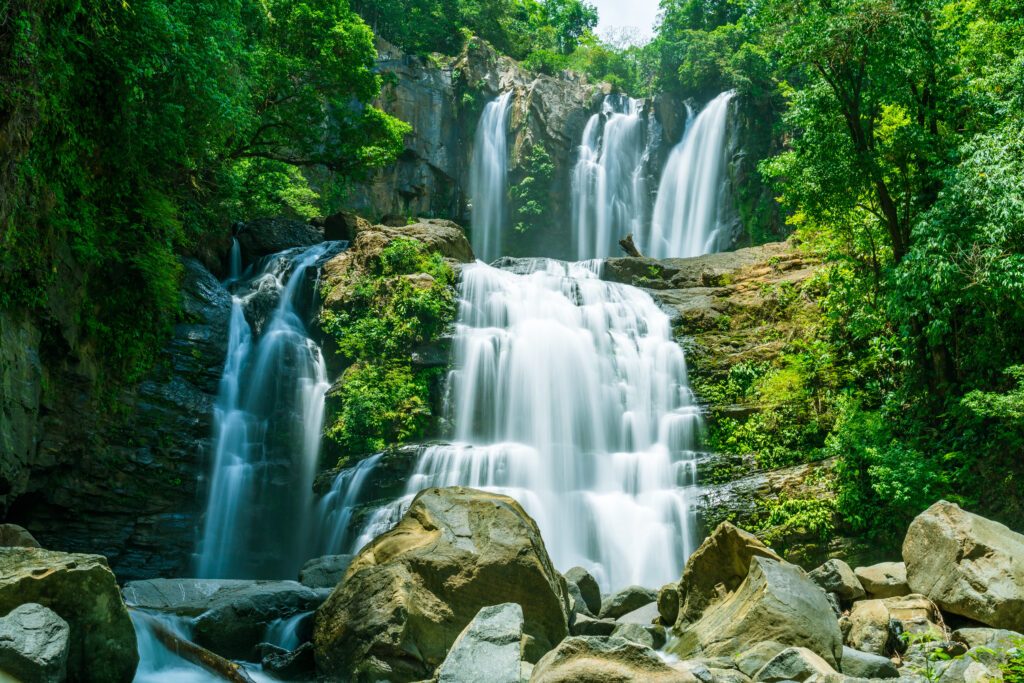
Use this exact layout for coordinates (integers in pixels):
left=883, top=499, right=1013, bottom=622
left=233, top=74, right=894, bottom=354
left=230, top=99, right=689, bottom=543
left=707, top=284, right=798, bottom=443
left=590, top=0, right=661, bottom=43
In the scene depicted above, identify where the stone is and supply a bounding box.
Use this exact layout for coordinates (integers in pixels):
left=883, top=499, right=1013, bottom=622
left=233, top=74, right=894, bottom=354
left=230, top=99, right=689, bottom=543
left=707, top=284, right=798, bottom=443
left=565, top=567, right=601, bottom=616
left=566, top=582, right=593, bottom=618
left=0, top=603, right=69, bottom=683
left=531, top=636, right=692, bottom=683
left=709, top=668, right=752, bottom=683
left=236, top=217, right=324, bottom=259
left=0, top=548, right=137, bottom=682
left=670, top=659, right=716, bottom=683
left=570, top=614, right=617, bottom=637
left=599, top=586, right=658, bottom=620
left=854, top=562, right=910, bottom=600
left=436, top=603, right=524, bottom=683
left=951, top=627, right=1023, bottom=651
left=611, top=622, right=667, bottom=650
left=845, top=594, right=940, bottom=656
left=658, top=583, right=681, bottom=626
left=670, top=556, right=843, bottom=669
left=0, top=524, right=40, bottom=548
left=736, top=642, right=788, bottom=678
left=262, top=641, right=316, bottom=681
left=313, top=487, right=569, bottom=682
left=675, top=522, right=782, bottom=628
left=298, top=555, right=353, bottom=589
left=616, top=602, right=660, bottom=625
left=840, top=646, right=898, bottom=679
left=903, top=500, right=1024, bottom=629
left=809, top=559, right=865, bottom=603
left=753, top=647, right=837, bottom=682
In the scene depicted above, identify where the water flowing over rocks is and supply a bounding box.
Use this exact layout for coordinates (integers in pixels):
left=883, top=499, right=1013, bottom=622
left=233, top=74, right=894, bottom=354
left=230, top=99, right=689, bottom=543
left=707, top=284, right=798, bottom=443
left=903, top=499, right=1024, bottom=629
left=0, top=548, right=138, bottom=682
left=313, top=486, right=570, bottom=681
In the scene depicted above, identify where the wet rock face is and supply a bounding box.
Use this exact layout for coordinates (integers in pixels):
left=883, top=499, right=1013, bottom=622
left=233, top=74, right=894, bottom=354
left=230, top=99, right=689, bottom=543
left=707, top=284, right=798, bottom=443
left=2, top=257, right=231, bottom=581
left=236, top=217, right=324, bottom=261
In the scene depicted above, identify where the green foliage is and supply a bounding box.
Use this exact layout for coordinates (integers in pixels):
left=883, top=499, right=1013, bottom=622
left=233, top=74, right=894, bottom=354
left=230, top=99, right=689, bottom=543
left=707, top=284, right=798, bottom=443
left=752, top=494, right=837, bottom=549
left=509, top=144, right=554, bottom=234
left=0, top=0, right=408, bottom=388
left=1003, top=638, right=1024, bottom=683
left=321, top=238, right=457, bottom=456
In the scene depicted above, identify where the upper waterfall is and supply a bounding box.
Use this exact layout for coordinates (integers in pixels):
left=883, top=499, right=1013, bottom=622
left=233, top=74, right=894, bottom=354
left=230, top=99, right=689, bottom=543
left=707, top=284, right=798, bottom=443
left=646, top=91, right=736, bottom=258
left=571, top=95, right=652, bottom=260
left=469, top=91, right=514, bottom=262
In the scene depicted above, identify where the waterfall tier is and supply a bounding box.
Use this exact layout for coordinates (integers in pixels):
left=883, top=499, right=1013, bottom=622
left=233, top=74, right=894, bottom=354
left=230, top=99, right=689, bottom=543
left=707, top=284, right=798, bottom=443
left=469, top=91, right=513, bottom=263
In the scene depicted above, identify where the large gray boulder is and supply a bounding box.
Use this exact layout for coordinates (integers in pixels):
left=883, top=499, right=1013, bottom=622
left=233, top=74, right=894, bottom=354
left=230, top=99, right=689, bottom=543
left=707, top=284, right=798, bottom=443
left=675, top=522, right=782, bottom=628
left=599, top=586, right=657, bottom=620
left=531, top=636, right=691, bottom=683
left=670, top=556, right=843, bottom=668
left=854, top=562, right=909, bottom=599
left=313, top=487, right=570, bottom=682
left=0, top=603, right=70, bottom=683
left=564, top=567, right=601, bottom=616
left=903, top=500, right=1024, bottom=629
left=753, top=647, right=837, bottom=682
left=840, top=646, right=899, bottom=679
left=809, top=559, right=865, bottom=603
left=0, top=548, right=137, bottom=682
left=0, top=524, right=41, bottom=548
left=298, top=555, right=353, bottom=589
left=844, top=594, right=941, bottom=656
left=657, top=583, right=680, bottom=626
left=435, top=603, right=523, bottom=683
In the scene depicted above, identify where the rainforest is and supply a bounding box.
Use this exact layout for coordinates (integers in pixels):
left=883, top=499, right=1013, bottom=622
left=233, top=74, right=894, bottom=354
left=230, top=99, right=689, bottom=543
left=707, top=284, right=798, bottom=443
left=1, top=0, right=1022, bottom=681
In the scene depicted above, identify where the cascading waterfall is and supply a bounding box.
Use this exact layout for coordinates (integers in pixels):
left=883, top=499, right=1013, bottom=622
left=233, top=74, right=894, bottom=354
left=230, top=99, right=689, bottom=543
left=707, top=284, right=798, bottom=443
left=572, top=95, right=652, bottom=260
left=646, top=91, right=735, bottom=258
left=322, top=259, right=702, bottom=590
left=196, top=241, right=340, bottom=580
left=469, top=91, right=513, bottom=263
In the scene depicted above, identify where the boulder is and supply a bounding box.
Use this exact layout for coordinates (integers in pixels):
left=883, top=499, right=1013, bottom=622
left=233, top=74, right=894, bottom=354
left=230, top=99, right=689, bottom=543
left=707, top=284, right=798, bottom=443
left=615, top=602, right=660, bottom=625
left=298, top=555, right=354, bottom=589
left=313, top=487, right=569, bottom=682
left=435, top=603, right=523, bottom=683
left=840, top=646, right=898, bottom=679
left=657, top=583, right=681, bottom=626
left=0, top=603, right=69, bottom=683
left=753, top=647, right=837, bottom=682
left=123, top=578, right=254, bottom=615
left=951, top=627, right=1023, bottom=651
left=570, top=614, right=617, bottom=637
left=735, top=642, right=788, bottom=678
left=0, top=524, right=40, bottom=548
left=0, top=548, right=137, bottom=682
left=263, top=642, right=316, bottom=681
left=599, top=586, right=658, bottom=620
left=564, top=567, right=601, bottom=616
left=236, top=217, right=324, bottom=259
left=854, top=562, right=910, bottom=599
left=675, top=522, right=782, bottom=628
left=566, top=582, right=593, bottom=619
left=531, top=636, right=691, bottom=683
left=611, top=622, right=666, bottom=650
left=845, top=594, right=940, bottom=656
left=670, top=556, right=843, bottom=668
left=903, top=500, right=1024, bottom=629
left=809, top=559, right=865, bottom=603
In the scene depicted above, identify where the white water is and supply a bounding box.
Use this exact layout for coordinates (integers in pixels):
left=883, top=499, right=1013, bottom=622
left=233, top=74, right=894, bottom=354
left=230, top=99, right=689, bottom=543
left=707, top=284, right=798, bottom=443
left=646, top=91, right=735, bottom=258
left=196, top=242, right=337, bottom=580
left=323, top=259, right=702, bottom=590
left=469, top=91, right=513, bottom=263
left=572, top=95, right=653, bottom=260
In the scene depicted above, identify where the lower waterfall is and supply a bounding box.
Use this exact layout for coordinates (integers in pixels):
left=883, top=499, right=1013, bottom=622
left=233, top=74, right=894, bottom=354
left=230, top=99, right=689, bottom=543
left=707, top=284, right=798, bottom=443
left=322, top=258, right=702, bottom=590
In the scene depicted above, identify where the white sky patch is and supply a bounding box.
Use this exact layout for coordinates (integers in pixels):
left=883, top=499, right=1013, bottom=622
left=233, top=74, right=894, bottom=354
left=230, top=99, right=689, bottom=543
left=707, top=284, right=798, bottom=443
left=590, top=0, right=661, bottom=44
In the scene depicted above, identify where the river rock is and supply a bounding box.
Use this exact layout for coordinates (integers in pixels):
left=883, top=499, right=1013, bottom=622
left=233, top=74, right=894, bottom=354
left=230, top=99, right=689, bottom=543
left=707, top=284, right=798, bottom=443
left=570, top=613, right=617, bottom=636
left=435, top=603, right=523, bottom=683
left=658, top=583, right=681, bottom=626
left=0, top=548, right=137, bottom=682
left=809, top=559, right=865, bottom=603
left=263, top=641, right=316, bottom=681
left=670, top=556, right=843, bottom=668
left=951, top=627, right=1023, bottom=651
left=564, top=567, right=601, bottom=616
left=675, top=522, right=782, bottom=628
left=0, top=603, right=70, bottom=683
left=845, top=594, right=940, bottom=656
left=753, top=646, right=837, bottom=682
left=0, top=524, right=40, bottom=548
left=599, top=586, right=658, bottom=620
left=531, top=636, right=691, bottom=683
left=611, top=622, right=666, bottom=650
left=236, top=217, right=324, bottom=259
left=840, top=646, right=898, bottom=679
left=313, top=487, right=569, bottom=682
left=298, top=555, right=353, bottom=589
left=854, top=562, right=909, bottom=599
left=903, top=500, right=1024, bottom=629
left=736, top=641, right=788, bottom=678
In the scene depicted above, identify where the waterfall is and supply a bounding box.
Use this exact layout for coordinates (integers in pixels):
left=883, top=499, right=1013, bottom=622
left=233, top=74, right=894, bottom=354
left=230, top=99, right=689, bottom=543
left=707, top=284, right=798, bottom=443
left=646, top=91, right=735, bottom=258
left=469, top=91, right=513, bottom=263
left=322, top=259, right=702, bottom=591
left=572, top=94, right=651, bottom=260
left=196, top=241, right=340, bottom=580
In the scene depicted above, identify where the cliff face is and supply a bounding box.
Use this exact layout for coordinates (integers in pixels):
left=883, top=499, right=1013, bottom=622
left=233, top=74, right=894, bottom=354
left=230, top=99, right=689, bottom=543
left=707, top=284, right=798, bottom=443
left=0, top=259, right=230, bottom=580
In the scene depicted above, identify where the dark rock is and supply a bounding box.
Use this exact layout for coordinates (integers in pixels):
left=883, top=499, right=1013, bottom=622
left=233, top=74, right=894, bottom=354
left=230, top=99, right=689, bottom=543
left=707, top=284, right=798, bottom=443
left=809, top=559, right=865, bottom=603
left=0, top=548, right=138, bottom=682
left=564, top=567, right=601, bottom=616
left=298, top=555, right=353, bottom=589
left=753, top=646, right=837, bottom=682
left=0, top=603, right=70, bottom=683
left=0, top=524, right=40, bottom=548
left=570, top=613, right=617, bottom=636
left=840, top=646, right=898, bottom=679
left=657, top=582, right=681, bottom=626
left=599, top=586, right=658, bottom=620
left=236, top=217, right=323, bottom=260
left=263, top=641, right=315, bottom=681
left=435, top=603, right=524, bottom=683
